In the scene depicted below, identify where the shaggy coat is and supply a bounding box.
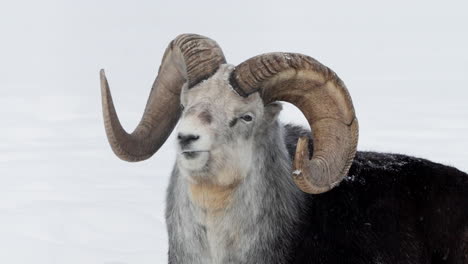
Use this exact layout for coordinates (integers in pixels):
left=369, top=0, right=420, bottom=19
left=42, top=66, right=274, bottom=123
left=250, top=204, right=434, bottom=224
left=99, top=34, right=466, bottom=264
left=166, top=122, right=467, bottom=264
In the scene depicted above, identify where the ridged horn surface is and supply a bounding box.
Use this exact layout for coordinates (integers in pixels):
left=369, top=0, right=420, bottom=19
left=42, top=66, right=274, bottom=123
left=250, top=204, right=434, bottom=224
left=101, top=34, right=226, bottom=161
left=230, top=53, right=358, bottom=194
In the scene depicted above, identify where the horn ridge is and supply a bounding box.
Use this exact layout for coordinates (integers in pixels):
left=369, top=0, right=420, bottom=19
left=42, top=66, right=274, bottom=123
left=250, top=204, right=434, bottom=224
left=231, top=52, right=359, bottom=194
left=100, top=34, right=226, bottom=161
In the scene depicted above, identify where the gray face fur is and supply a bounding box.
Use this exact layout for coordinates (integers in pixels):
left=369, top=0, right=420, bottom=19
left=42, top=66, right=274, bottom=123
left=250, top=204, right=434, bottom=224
left=176, top=64, right=280, bottom=186
left=166, top=64, right=304, bottom=264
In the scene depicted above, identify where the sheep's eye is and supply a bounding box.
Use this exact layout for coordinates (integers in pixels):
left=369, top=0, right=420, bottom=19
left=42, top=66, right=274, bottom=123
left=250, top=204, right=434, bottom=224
left=180, top=104, right=185, bottom=111
left=241, top=114, right=253, bottom=122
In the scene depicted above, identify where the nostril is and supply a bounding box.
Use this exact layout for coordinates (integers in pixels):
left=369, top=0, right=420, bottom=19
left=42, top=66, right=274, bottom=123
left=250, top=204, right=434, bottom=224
left=177, top=133, right=200, bottom=146
left=185, top=135, right=199, bottom=142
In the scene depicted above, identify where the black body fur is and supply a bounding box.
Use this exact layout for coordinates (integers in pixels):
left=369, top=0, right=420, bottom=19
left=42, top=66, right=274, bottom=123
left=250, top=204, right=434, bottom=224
left=283, top=124, right=468, bottom=264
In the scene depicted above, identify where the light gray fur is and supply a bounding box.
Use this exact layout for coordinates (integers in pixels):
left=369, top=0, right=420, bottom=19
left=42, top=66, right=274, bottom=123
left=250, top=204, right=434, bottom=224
left=165, top=65, right=305, bottom=264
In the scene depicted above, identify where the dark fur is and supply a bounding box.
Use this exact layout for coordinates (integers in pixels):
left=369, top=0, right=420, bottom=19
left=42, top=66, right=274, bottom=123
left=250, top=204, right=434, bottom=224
left=283, top=124, right=468, bottom=264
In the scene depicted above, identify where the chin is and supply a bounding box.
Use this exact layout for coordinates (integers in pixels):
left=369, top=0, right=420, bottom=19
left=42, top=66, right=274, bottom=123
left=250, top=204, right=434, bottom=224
left=178, top=152, right=210, bottom=174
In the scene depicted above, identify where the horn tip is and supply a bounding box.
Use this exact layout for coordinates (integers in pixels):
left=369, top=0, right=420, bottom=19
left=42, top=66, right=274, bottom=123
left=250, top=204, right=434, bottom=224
left=293, top=136, right=310, bottom=174
left=295, top=136, right=310, bottom=161
left=99, top=69, right=110, bottom=94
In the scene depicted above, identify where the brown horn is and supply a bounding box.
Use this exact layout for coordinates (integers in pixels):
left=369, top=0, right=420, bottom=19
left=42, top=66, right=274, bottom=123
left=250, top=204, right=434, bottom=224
left=101, top=34, right=226, bottom=161
left=230, top=53, right=358, bottom=194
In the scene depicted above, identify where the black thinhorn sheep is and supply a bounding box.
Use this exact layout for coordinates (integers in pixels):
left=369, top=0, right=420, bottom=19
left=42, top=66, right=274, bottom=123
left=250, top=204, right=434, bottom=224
left=100, top=34, right=468, bottom=264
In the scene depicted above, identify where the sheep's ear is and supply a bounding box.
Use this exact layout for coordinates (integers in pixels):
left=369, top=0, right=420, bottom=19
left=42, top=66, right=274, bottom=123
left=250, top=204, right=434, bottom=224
left=264, top=102, right=283, bottom=124
left=179, top=82, right=189, bottom=108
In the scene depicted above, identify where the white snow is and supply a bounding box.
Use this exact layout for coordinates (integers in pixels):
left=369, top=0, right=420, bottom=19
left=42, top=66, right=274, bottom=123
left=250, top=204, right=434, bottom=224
left=0, top=0, right=467, bottom=263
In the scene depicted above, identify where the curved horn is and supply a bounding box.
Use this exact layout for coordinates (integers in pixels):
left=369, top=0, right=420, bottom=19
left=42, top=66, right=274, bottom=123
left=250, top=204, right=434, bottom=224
left=101, top=34, right=226, bottom=161
left=230, top=53, right=358, bottom=194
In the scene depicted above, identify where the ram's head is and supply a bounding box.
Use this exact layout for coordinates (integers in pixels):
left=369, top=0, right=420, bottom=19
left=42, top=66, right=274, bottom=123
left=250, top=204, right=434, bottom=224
left=100, top=34, right=358, bottom=194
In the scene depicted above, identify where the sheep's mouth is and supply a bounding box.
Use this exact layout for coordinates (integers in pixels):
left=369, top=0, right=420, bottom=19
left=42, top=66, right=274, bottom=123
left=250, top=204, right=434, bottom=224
left=180, top=150, right=209, bottom=159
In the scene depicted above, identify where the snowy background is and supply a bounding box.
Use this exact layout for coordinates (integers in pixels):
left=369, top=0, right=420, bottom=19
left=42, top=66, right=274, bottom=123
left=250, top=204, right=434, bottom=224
left=1, top=0, right=467, bottom=263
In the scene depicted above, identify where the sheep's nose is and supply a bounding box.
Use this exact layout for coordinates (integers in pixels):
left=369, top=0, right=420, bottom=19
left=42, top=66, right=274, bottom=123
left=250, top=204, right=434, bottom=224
left=177, top=133, right=200, bottom=147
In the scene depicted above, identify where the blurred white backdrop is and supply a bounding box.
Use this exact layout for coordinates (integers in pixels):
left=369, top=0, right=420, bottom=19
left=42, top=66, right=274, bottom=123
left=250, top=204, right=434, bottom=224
left=0, top=0, right=467, bottom=263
